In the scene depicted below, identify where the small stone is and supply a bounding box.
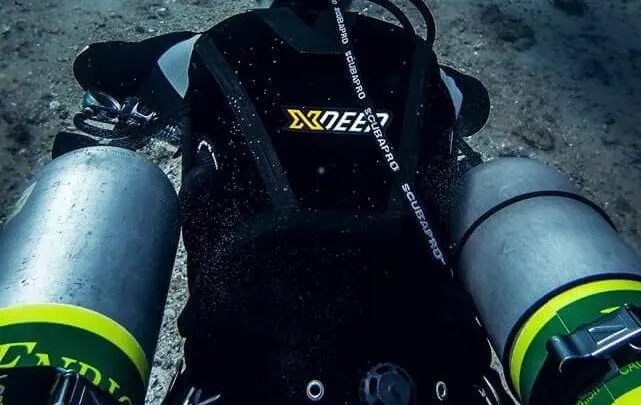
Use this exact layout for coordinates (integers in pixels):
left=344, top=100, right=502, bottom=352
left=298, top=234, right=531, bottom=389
left=14, top=21, right=28, bottom=32
left=49, top=100, right=60, bottom=110
left=155, top=7, right=170, bottom=18
left=148, top=6, right=171, bottom=19
left=164, top=308, right=177, bottom=320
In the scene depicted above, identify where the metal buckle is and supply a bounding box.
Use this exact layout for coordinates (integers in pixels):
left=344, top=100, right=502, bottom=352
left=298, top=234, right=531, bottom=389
left=128, top=101, right=157, bottom=123
left=547, top=304, right=641, bottom=387
left=82, top=90, right=121, bottom=120
left=82, top=90, right=157, bottom=125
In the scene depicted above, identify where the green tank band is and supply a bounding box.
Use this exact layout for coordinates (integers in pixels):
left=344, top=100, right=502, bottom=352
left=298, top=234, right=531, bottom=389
left=0, top=303, right=149, bottom=405
left=508, top=279, right=641, bottom=405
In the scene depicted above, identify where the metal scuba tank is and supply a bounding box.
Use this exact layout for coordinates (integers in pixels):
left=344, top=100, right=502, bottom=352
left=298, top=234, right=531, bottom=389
left=450, top=157, right=641, bottom=405
left=0, top=146, right=180, bottom=405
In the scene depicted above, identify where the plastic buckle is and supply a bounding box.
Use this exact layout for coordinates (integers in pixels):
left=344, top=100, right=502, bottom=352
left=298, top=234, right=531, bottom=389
left=546, top=304, right=641, bottom=393
left=120, top=97, right=157, bottom=124
left=49, top=369, right=119, bottom=405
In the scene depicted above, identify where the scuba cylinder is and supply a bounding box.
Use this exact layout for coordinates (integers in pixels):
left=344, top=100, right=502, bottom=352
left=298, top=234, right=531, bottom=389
left=0, top=147, right=180, bottom=405
left=451, top=157, right=641, bottom=405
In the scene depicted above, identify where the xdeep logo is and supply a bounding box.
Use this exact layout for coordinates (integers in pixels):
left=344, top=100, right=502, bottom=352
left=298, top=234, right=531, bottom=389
left=285, top=108, right=392, bottom=134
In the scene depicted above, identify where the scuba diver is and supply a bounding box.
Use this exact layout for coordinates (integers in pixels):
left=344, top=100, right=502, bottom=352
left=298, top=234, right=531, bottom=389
left=1, top=1, right=641, bottom=405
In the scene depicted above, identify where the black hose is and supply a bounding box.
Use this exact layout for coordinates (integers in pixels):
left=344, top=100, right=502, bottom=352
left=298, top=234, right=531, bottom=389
left=73, top=113, right=115, bottom=139
left=272, top=0, right=434, bottom=43
left=406, top=0, right=436, bottom=44
left=362, top=0, right=416, bottom=37
left=358, top=0, right=436, bottom=44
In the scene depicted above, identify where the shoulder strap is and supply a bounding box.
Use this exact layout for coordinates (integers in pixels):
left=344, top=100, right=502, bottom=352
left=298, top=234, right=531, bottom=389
left=193, top=35, right=298, bottom=208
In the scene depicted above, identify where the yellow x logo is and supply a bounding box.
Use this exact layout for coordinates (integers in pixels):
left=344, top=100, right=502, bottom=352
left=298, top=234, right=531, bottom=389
left=287, top=109, right=324, bottom=131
